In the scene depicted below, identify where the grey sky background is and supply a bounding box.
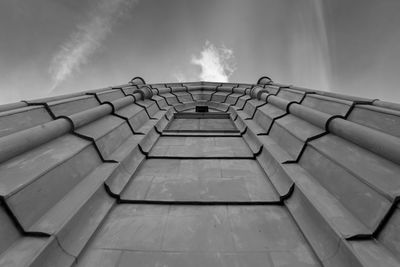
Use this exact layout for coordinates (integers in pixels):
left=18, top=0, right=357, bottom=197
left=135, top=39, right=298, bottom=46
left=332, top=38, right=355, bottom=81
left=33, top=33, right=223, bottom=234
left=0, top=0, right=399, bottom=104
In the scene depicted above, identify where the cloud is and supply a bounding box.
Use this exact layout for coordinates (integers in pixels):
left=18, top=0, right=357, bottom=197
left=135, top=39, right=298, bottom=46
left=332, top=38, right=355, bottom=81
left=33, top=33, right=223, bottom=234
left=48, top=0, right=137, bottom=92
left=173, top=71, right=186, bottom=82
left=190, top=41, right=236, bottom=82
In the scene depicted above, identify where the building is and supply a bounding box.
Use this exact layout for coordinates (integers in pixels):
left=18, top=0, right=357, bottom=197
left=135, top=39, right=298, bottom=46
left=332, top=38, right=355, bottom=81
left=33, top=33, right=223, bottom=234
left=0, top=76, right=399, bottom=266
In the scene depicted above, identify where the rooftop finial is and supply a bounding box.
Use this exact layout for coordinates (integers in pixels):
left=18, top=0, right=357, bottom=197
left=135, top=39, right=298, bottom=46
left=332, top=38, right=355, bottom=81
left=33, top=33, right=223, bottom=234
left=129, top=76, right=146, bottom=85
left=257, top=76, right=273, bottom=85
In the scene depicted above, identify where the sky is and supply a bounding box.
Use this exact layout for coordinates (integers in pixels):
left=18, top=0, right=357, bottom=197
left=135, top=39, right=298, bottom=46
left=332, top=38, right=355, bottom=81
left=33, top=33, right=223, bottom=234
left=0, top=0, right=400, bottom=104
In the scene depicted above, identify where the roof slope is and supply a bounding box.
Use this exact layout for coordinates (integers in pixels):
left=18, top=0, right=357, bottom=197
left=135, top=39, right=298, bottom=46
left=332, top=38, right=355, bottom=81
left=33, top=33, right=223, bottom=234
left=0, top=76, right=399, bottom=266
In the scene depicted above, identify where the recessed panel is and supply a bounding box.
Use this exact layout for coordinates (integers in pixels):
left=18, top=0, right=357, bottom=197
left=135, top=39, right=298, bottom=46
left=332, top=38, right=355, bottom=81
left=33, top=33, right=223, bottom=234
left=149, top=137, right=252, bottom=157
left=121, top=159, right=279, bottom=202
left=166, top=118, right=237, bottom=132
left=78, top=205, right=320, bottom=267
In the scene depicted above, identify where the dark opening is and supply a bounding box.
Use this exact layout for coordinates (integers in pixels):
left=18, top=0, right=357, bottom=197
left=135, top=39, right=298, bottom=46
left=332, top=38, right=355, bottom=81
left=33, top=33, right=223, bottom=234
left=195, top=106, right=209, bottom=112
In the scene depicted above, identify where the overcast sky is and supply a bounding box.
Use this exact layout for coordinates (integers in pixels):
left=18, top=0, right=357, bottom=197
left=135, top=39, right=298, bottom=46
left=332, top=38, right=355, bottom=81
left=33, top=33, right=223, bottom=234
left=1, top=0, right=400, bottom=104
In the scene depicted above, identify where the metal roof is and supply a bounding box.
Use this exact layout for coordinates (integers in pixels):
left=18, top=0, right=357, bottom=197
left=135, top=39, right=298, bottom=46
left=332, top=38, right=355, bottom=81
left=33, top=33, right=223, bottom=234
left=0, top=77, right=399, bottom=266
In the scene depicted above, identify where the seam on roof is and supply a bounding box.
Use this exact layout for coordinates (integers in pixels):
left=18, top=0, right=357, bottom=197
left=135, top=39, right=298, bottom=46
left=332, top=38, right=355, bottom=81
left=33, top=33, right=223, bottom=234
left=282, top=132, right=329, bottom=164
left=240, top=126, right=248, bottom=135
left=0, top=199, right=51, bottom=237
left=371, top=99, right=380, bottom=105
left=253, top=144, right=263, bottom=157
left=222, top=91, right=234, bottom=103
left=320, top=239, right=344, bottom=264
left=54, top=235, right=77, bottom=263
left=127, top=94, right=137, bottom=102
left=232, top=113, right=239, bottom=121
left=76, top=114, right=125, bottom=138
left=344, top=100, right=381, bottom=120
left=163, top=129, right=240, bottom=133
left=160, top=134, right=241, bottom=137
left=223, top=105, right=231, bottom=113
left=150, top=98, right=167, bottom=111
left=222, top=84, right=239, bottom=102
left=259, top=97, right=303, bottom=136
left=130, top=93, right=138, bottom=102
left=304, top=135, right=395, bottom=201
left=102, top=101, right=115, bottom=114
left=255, top=144, right=294, bottom=200
left=118, top=200, right=282, bottom=205
left=280, top=183, right=295, bottom=201
left=147, top=156, right=255, bottom=160
left=294, top=137, right=396, bottom=209
left=112, top=112, right=144, bottom=135
left=172, top=106, right=179, bottom=113
left=184, top=85, right=195, bottom=102
left=23, top=101, right=57, bottom=120
left=229, top=92, right=246, bottom=107
left=265, top=111, right=288, bottom=135
left=172, top=91, right=190, bottom=103
left=237, top=97, right=251, bottom=111
left=86, top=91, right=102, bottom=105
left=137, top=144, right=149, bottom=158
left=4, top=137, right=96, bottom=199
left=114, top=87, right=126, bottom=97
left=371, top=196, right=400, bottom=238
left=168, top=87, right=184, bottom=104
left=300, top=92, right=315, bottom=104
left=345, top=234, right=372, bottom=241
left=343, top=102, right=357, bottom=119
left=211, top=91, right=228, bottom=102
left=274, top=85, right=288, bottom=96
left=164, top=94, right=180, bottom=106
left=103, top=183, right=121, bottom=201
left=162, top=114, right=174, bottom=131
left=134, top=101, right=157, bottom=120
left=156, top=93, right=174, bottom=107
left=72, top=132, right=118, bottom=163
left=285, top=100, right=299, bottom=113
left=209, top=85, right=222, bottom=99
left=324, top=115, right=345, bottom=132
left=154, top=126, right=163, bottom=135
left=246, top=101, right=269, bottom=120
left=281, top=195, right=326, bottom=266
left=164, top=113, right=171, bottom=121
left=56, top=115, right=76, bottom=131
left=236, top=97, right=251, bottom=111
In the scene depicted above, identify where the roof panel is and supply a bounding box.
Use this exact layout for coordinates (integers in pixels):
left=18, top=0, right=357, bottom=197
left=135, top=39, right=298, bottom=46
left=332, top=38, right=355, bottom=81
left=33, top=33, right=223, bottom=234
left=0, top=78, right=399, bottom=266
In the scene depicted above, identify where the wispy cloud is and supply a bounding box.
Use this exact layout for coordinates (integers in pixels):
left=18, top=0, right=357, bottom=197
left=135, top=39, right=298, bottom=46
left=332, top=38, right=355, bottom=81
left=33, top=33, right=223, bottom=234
left=189, top=41, right=236, bottom=82
left=48, top=0, right=137, bottom=92
left=173, top=71, right=186, bottom=82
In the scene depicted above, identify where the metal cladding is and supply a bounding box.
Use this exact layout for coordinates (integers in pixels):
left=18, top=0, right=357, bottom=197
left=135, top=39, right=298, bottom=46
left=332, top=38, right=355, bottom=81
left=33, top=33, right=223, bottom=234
left=0, top=76, right=399, bottom=266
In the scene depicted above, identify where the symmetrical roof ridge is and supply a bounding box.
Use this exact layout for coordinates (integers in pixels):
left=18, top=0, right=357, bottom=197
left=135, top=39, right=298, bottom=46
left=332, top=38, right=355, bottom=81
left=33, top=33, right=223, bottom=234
left=0, top=75, right=399, bottom=266
left=2, top=76, right=400, bottom=112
